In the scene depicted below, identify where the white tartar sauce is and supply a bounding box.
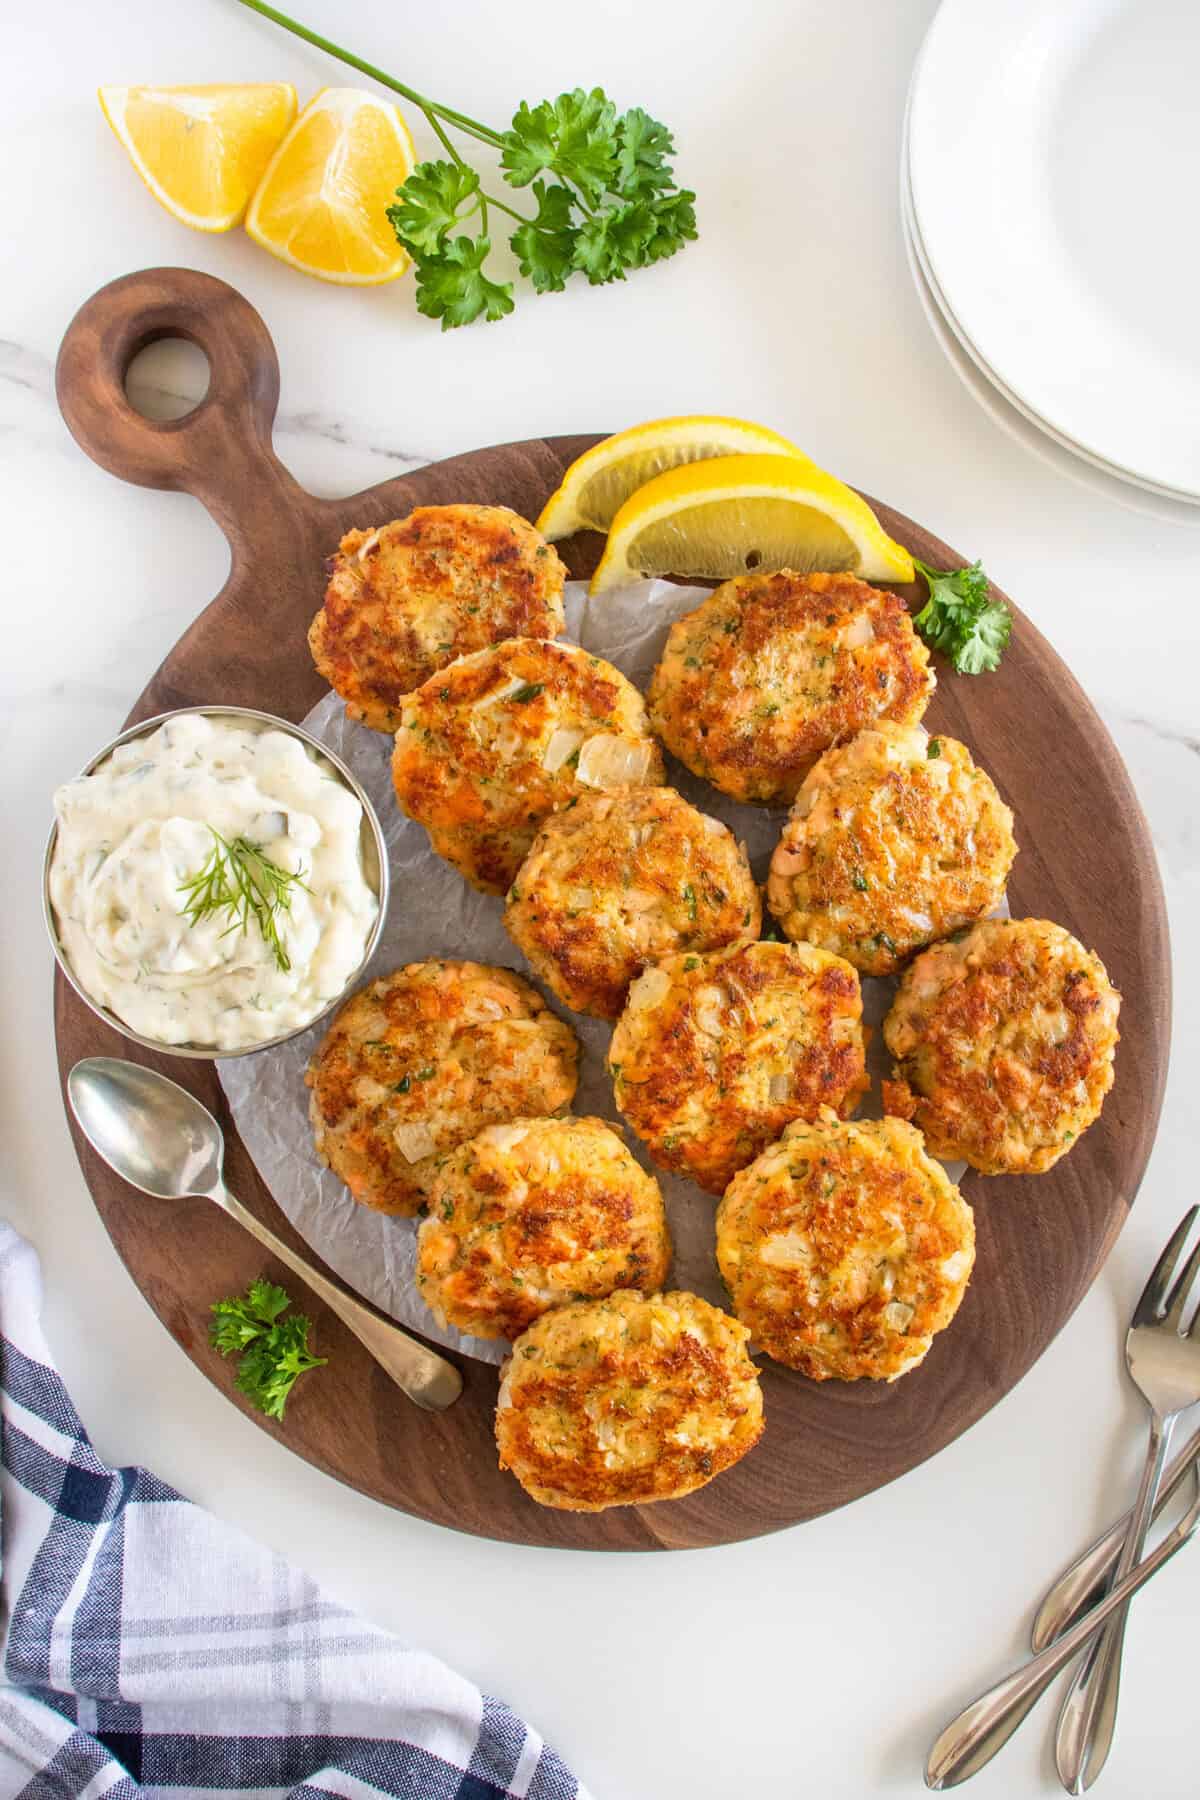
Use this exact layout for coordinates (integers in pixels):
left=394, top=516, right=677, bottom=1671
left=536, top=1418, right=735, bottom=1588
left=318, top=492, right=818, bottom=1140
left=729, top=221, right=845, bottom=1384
left=50, top=713, right=380, bottom=1050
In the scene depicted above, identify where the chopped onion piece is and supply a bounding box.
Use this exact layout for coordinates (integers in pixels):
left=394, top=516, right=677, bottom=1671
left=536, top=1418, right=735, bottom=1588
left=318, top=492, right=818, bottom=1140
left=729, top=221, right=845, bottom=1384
left=760, top=1228, right=814, bottom=1269
left=543, top=726, right=585, bottom=772
left=694, top=987, right=725, bottom=1038
left=355, top=528, right=382, bottom=563
left=768, top=1072, right=791, bottom=1103
left=487, top=1123, right=530, bottom=1153
left=394, top=1122, right=438, bottom=1164
left=576, top=733, right=652, bottom=789
left=884, top=1301, right=916, bottom=1332
left=630, top=965, right=671, bottom=1010
left=473, top=677, right=526, bottom=711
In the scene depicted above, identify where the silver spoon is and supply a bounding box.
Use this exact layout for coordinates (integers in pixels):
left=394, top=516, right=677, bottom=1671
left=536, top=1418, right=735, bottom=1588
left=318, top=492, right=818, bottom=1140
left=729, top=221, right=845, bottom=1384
left=926, top=1462, right=1200, bottom=1788
left=68, top=1056, right=462, bottom=1412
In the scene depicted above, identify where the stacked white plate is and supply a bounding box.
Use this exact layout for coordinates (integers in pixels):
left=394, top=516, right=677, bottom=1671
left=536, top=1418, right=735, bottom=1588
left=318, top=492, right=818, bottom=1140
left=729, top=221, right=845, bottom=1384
left=904, top=0, right=1200, bottom=524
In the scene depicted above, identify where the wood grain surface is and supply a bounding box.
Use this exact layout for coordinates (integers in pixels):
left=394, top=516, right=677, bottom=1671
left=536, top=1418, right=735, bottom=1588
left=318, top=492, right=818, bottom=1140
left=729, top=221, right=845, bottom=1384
left=52, top=267, right=1170, bottom=1550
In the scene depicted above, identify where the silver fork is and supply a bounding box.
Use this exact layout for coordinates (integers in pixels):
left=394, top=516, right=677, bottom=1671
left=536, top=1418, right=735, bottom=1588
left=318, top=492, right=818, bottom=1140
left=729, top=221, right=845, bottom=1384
left=1054, top=1205, right=1200, bottom=1791
left=924, top=1207, right=1200, bottom=1789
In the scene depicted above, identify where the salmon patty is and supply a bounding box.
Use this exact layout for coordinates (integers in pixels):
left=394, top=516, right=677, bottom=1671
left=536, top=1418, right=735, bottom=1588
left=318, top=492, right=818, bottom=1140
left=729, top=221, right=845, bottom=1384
left=647, top=570, right=933, bottom=806
left=883, top=918, right=1121, bottom=1174
left=504, top=785, right=761, bottom=1019
left=391, top=638, right=664, bottom=894
left=608, top=939, right=867, bottom=1194
left=416, top=1116, right=671, bottom=1341
left=496, top=1289, right=763, bottom=1511
left=309, top=504, right=566, bottom=732
left=306, top=960, right=579, bottom=1215
left=767, top=723, right=1016, bottom=975
left=716, top=1109, right=975, bottom=1381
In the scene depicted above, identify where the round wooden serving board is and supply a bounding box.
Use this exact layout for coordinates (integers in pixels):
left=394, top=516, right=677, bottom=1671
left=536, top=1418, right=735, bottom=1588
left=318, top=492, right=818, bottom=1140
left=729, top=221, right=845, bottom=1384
left=52, top=268, right=1170, bottom=1551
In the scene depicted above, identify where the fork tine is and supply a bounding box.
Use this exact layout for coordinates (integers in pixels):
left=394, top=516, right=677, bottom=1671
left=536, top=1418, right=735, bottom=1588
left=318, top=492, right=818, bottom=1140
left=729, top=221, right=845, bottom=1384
left=1166, top=1238, right=1200, bottom=1331
left=1132, top=1207, right=1200, bottom=1326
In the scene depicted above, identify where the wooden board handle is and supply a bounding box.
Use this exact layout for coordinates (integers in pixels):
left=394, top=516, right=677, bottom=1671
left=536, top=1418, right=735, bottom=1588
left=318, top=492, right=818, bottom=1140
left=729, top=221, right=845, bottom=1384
left=55, top=266, right=308, bottom=543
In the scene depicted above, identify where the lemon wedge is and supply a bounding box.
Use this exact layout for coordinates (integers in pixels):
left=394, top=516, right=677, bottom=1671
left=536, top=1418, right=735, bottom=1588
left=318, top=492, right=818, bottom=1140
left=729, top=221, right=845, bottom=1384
left=537, top=416, right=811, bottom=541
left=245, top=87, right=415, bottom=284
left=98, top=83, right=298, bottom=232
left=589, top=454, right=916, bottom=594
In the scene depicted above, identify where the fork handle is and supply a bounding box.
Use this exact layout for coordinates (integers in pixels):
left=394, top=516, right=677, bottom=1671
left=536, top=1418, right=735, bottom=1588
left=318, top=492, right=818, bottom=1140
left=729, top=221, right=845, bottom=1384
left=925, top=1483, right=1200, bottom=1790
left=1053, top=1414, right=1174, bottom=1792
left=1031, top=1421, right=1200, bottom=1652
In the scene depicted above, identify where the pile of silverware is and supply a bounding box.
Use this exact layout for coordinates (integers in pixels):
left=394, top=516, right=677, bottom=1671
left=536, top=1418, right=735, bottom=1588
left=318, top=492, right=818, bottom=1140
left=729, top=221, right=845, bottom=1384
left=927, top=1206, right=1200, bottom=1790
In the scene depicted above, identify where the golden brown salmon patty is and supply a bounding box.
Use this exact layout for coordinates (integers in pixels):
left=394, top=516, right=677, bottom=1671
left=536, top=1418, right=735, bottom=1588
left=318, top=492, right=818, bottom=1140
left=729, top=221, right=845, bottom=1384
left=496, top=1289, right=763, bottom=1511
left=308, top=504, right=567, bottom=733
left=608, top=939, right=867, bottom=1195
left=767, top=723, right=1017, bottom=975
left=716, top=1109, right=975, bottom=1382
left=647, top=570, right=934, bottom=806
left=416, top=1116, right=671, bottom=1341
left=391, top=638, right=665, bottom=894
left=883, top=918, right=1121, bottom=1175
left=306, top=960, right=579, bottom=1216
left=504, top=785, right=761, bottom=1019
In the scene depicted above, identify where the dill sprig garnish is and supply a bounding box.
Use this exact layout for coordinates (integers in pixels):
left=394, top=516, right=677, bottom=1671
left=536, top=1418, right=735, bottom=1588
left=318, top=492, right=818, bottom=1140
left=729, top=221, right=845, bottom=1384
left=177, top=829, right=309, bottom=973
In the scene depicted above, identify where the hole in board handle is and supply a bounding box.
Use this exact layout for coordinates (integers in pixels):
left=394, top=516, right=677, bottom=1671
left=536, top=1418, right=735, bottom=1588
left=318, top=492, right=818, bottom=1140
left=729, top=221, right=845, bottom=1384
left=125, top=338, right=211, bottom=422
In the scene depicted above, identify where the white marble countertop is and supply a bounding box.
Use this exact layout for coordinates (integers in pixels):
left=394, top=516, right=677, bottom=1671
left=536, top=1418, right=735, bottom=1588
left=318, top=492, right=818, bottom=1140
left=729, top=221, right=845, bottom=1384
left=4, top=1, right=1199, bottom=1795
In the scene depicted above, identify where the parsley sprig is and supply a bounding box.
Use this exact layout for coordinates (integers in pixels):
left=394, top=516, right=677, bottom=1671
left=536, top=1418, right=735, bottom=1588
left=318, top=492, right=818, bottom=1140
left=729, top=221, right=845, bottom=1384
left=210, top=1279, right=327, bottom=1420
left=234, top=0, right=697, bottom=329
left=177, top=828, right=308, bottom=973
left=912, top=557, right=1012, bottom=675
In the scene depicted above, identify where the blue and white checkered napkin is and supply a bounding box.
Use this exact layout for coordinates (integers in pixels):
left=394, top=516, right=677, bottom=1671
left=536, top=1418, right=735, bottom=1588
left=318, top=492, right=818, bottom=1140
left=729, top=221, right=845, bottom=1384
left=0, top=1223, right=591, bottom=1800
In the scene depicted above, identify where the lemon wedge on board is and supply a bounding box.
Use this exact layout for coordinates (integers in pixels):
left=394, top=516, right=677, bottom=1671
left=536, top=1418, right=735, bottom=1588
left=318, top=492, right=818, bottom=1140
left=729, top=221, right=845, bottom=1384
left=246, top=87, right=415, bottom=284
left=588, top=454, right=916, bottom=595
left=98, top=83, right=298, bottom=232
left=537, top=416, right=812, bottom=540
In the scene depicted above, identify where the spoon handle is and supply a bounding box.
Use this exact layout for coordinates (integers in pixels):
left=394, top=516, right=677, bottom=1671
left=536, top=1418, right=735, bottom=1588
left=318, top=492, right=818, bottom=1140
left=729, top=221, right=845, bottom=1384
left=1031, top=1421, right=1200, bottom=1651
left=210, top=1180, right=462, bottom=1411
left=925, top=1480, right=1200, bottom=1789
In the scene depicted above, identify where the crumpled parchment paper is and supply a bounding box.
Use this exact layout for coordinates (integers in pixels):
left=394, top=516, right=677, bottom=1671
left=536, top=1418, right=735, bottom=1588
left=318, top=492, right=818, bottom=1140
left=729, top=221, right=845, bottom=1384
left=218, top=579, right=967, bottom=1365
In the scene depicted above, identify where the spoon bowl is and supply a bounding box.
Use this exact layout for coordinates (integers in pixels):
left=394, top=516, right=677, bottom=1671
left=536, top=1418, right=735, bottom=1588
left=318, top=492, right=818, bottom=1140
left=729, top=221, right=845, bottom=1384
left=69, top=1057, right=225, bottom=1198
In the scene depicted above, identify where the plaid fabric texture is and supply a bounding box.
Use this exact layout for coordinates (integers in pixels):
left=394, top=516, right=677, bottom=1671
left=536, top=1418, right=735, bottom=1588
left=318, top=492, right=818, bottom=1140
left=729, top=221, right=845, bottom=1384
left=0, top=1224, right=590, bottom=1800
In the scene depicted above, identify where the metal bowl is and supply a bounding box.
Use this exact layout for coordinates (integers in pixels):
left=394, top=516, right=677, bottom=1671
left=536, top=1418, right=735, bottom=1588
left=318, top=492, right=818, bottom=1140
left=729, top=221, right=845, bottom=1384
left=44, top=705, right=389, bottom=1060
